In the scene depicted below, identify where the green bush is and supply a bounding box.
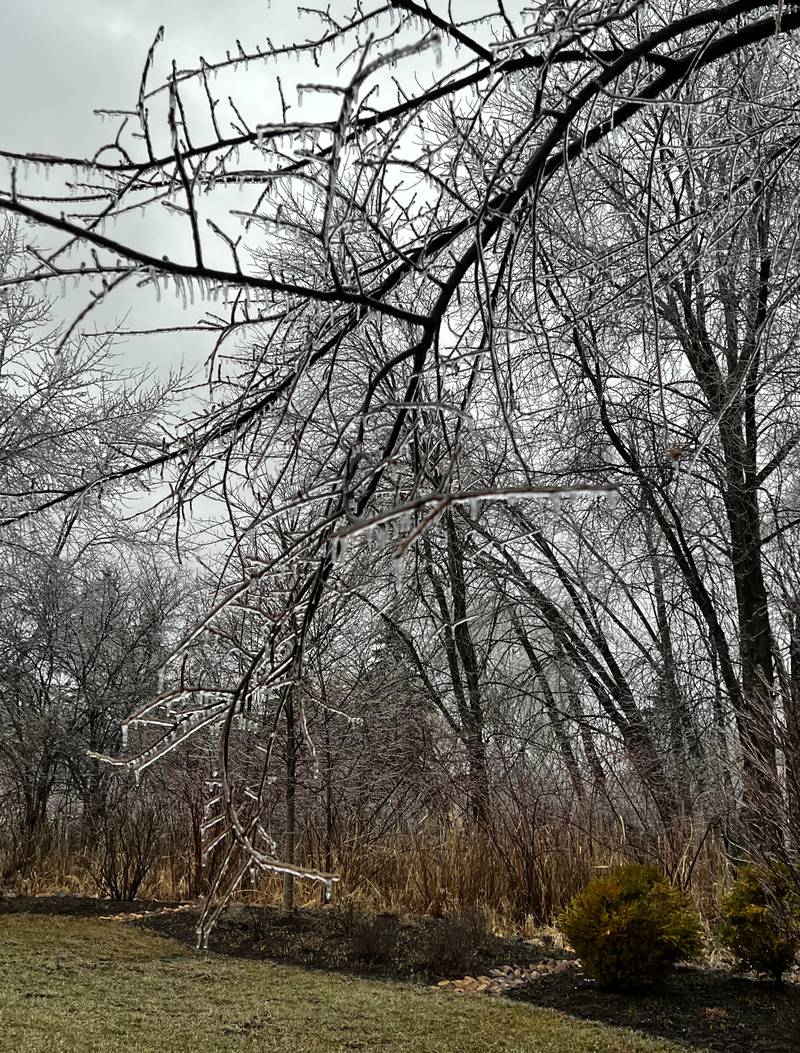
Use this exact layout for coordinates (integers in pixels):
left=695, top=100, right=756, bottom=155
left=718, top=865, right=800, bottom=981
left=558, top=864, right=703, bottom=989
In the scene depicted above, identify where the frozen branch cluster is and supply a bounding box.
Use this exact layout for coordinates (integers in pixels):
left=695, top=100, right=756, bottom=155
left=3, top=1, right=800, bottom=940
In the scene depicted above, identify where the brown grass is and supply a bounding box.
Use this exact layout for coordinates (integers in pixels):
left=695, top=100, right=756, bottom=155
left=2, top=815, right=732, bottom=936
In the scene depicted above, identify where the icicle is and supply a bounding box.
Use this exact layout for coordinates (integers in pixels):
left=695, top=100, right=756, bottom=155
left=174, top=273, right=187, bottom=309
left=606, top=489, right=619, bottom=511
left=324, top=879, right=333, bottom=902
left=432, top=34, right=443, bottom=67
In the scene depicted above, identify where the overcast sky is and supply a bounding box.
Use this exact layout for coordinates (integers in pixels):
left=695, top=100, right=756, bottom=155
left=0, top=1, right=276, bottom=155
left=0, top=1, right=310, bottom=375
left=0, top=1, right=492, bottom=376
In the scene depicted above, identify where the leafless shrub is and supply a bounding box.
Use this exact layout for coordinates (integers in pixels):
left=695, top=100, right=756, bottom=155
left=414, top=907, right=491, bottom=977
left=332, top=902, right=400, bottom=964
left=86, top=788, right=160, bottom=902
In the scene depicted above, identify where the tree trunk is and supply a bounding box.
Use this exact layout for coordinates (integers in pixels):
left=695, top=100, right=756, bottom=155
left=786, top=605, right=800, bottom=851
left=281, top=690, right=297, bottom=916
left=512, top=615, right=585, bottom=801
left=644, top=512, right=696, bottom=812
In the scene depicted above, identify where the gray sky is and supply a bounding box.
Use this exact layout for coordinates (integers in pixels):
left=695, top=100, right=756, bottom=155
left=0, top=1, right=492, bottom=375
left=0, top=1, right=290, bottom=375
left=0, top=1, right=274, bottom=154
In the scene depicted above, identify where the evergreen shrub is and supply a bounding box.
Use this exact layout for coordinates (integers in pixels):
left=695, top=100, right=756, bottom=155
left=559, top=863, right=702, bottom=989
left=718, top=864, right=800, bottom=981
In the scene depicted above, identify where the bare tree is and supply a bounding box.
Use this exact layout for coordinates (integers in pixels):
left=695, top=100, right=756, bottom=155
left=2, top=2, right=799, bottom=939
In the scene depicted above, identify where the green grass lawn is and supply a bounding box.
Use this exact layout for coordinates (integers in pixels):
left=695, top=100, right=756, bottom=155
left=0, top=913, right=698, bottom=1053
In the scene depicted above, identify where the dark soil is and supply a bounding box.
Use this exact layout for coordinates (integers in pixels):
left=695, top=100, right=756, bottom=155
left=0, top=894, right=558, bottom=981
left=3, top=895, right=798, bottom=1052
left=136, top=900, right=559, bottom=983
left=0, top=893, right=173, bottom=918
left=510, top=966, right=800, bottom=1053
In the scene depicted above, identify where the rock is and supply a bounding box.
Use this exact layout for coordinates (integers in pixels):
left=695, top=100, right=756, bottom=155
left=437, top=960, right=569, bottom=1000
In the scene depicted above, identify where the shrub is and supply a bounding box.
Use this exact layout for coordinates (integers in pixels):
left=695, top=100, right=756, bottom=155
left=332, top=903, right=400, bottom=964
left=415, top=907, right=490, bottom=976
left=86, top=790, right=160, bottom=902
left=350, top=913, right=399, bottom=964
left=718, top=865, right=800, bottom=981
left=559, top=864, right=703, bottom=989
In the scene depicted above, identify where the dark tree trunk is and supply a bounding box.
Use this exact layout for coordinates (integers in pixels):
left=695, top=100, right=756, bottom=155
left=512, top=614, right=585, bottom=801
left=785, top=605, right=800, bottom=851
left=281, top=690, right=297, bottom=916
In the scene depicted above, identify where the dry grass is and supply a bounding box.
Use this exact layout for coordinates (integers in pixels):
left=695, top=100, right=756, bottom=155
left=2, top=816, right=732, bottom=936
left=0, top=912, right=698, bottom=1053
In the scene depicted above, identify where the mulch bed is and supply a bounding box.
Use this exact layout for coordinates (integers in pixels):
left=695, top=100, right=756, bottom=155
left=509, top=965, right=800, bottom=1053
left=0, top=894, right=174, bottom=918
left=3, top=895, right=798, bottom=1052
left=0, top=894, right=558, bottom=980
